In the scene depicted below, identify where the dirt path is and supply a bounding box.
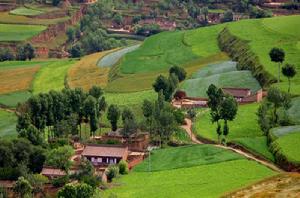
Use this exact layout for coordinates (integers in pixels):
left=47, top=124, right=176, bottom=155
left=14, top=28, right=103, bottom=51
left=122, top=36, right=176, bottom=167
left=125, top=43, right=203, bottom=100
left=181, top=118, right=283, bottom=172
left=225, top=173, right=300, bottom=198
left=0, top=106, right=16, bottom=113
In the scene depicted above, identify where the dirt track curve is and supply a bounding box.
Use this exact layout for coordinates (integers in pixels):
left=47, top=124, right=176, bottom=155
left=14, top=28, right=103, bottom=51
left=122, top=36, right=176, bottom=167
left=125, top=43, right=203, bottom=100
left=180, top=118, right=283, bottom=172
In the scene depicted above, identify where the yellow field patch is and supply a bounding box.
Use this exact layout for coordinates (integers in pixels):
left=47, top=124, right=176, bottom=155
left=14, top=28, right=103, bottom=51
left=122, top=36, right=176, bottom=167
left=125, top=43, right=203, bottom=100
left=67, top=50, right=117, bottom=91
left=0, top=66, right=40, bottom=94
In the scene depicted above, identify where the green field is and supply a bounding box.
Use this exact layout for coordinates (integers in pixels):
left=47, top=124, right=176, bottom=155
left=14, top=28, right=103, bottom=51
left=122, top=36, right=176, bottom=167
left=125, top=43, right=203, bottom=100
left=194, top=103, right=263, bottom=141
left=227, top=15, right=300, bottom=94
left=32, top=60, right=76, bottom=94
left=134, top=145, right=243, bottom=172
left=105, top=90, right=156, bottom=106
left=270, top=125, right=300, bottom=139
left=180, top=61, right=261, bottom=97
left=288, top=97, right=300, bottom=124
left=0, top=110, right=18, bottom=139
left=0, top=91, right=32, bottom=107
left=104, top=145, right=276, bottom=198
left=271, top=132, right=300, bottom=164
left=0, top=60, right=52, bottom=70
left=10, top=7, right=44, bottom=16
left=0, top=24, right=46, bottom=41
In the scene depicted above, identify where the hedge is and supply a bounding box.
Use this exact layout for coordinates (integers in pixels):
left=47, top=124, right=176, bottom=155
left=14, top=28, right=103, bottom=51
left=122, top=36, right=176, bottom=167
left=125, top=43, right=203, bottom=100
left=218, top=27, right=276, bottom=88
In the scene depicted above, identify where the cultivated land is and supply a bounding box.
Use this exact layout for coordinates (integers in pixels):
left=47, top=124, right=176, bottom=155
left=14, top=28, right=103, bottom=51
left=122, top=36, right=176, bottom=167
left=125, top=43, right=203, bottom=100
left=0, top=91, right=32, bottom=108
left=180, top=61, right=261, bottom=97
left=0, top=110, right=17, bottom=139
left=104, top=145, right=276, bottom=198
left=9, top=7, right=44, bottom=16
left=33, top=59, right=76, bottom=94
left=0, top=23, right=46, bottom=41
left=0, top=65, right=40, bottom=94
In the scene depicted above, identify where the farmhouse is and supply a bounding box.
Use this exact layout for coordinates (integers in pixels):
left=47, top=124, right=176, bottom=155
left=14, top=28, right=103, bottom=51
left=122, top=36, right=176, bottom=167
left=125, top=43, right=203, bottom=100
left=81, top=144, right=129, bottom=166
left=173, top=88, right=263, bottom=108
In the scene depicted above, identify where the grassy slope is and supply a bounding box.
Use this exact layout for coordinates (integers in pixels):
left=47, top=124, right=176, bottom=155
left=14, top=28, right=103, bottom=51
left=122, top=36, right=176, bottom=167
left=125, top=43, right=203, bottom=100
left=194, top=103, right=263, bottom=141
left=227, top=15, right=300, bottom=95
left=272, top=132, right=300, bottom=164
left=104, top=145, right=276, bottom=198
left=0, top=91, right=32, bottom=107
left=33, top=60, right=76, bottom=94
left=134, top=145, right=243, bottom=172
left=288, top=97, right=300, bottom=124
left=9, top=7, right=44, bottom=16
left=0, top=110, right=17, bottom=139
left=0, top=24, right=46, bottom=41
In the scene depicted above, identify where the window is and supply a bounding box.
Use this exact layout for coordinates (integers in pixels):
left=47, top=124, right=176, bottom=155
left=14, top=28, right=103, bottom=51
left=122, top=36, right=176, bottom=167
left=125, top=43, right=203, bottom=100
left=97, top=158, right=102, bottom=163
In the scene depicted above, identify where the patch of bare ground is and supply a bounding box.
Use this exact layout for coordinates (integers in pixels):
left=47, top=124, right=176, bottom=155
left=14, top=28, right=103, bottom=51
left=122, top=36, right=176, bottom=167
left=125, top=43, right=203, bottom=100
left=224, top=173, right=300, bottom=198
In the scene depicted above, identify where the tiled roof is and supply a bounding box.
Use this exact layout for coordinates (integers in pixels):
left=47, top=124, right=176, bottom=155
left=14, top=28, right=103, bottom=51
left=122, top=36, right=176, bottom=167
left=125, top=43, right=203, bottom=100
left=41, top=167, right=67, bottom=176
left=82, top=145, right=127, bottom=157
left=222, top=87, right=251, bottom=98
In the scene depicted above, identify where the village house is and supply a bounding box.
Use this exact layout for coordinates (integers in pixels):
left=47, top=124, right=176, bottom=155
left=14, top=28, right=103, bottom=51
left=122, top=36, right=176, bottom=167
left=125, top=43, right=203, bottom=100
left=81, top=144, right=129, bottom=166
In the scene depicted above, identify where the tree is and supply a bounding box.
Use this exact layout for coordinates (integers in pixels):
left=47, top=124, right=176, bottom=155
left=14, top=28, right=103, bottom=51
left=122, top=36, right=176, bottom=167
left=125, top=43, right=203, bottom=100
left=169, top=66, right=187, bottom=82
left=220, top=95, right=238, bottom=143
left=18, top=124, right=43, bottom=145
left=57, top=183, right=94, bottom=198
left=16, top=45, right=26, bottom=61
left=113, top=13, right=123, bottom=25
left=26, top=174, right=48, bottom=195
left=118, top=160, right=129, bottom=175
left=66, top=27, right=75, bottom=42
left=266, top=87, right=291, bottom=124
left=0, top=47, right=14, bottom=62
left=201, top=7, right=209, bottom=23
left=69, top=44, right=83, bottom=58
left=83, top=96, right=98, bottom=136
left=206, top=84, right=224, bottom=143
left=282, top=63, right=296, bottom=93
left=24, top=43, right=35, bottom=60
left=45, top=146, right=74, bottom=172
left=13, top=177, right=32, bottom=198
left=107, top=105, right=120, bottom=131
left=153, top=75, right=169, bottom=93
left=269, top=48, right=285, bottom=82
left=89, top=86, right=103, bottom=99
left=222, top=10, right=233, bottom=22
left=106, top=165, right=119, bottom=182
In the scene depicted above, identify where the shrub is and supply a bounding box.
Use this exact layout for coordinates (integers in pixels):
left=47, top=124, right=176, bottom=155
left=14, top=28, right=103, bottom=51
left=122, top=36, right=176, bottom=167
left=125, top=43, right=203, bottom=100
left=52, top=175, right=69, bottom=187
left=118, top=160, right=129, bottom=175
left=0, top=167, right=20, bottom=180
left=106, top=165, right=119, bottom=182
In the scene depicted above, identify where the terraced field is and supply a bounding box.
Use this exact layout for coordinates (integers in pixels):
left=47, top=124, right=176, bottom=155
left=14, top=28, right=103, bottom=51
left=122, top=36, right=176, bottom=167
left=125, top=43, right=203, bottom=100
left=104, top=145, right=277, bottom=198
left=180, top=61, right=261, bottom=97
left=10, top=7, right=44, bottom=16
left=0, top=23, right=46, bottom=41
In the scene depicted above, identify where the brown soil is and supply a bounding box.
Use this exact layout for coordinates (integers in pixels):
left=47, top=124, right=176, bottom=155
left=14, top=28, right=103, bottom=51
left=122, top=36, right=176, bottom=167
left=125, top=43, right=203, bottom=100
left=225, top=173, right=300, bottom=198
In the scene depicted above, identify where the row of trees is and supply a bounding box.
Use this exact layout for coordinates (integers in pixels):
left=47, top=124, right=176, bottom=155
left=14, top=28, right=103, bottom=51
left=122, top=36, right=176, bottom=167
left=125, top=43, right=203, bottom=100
left=206, top=84, right=238, bottom=144
left=17, top=86, right=107, bottom=145
left=0, top=44, right=35, bottom=62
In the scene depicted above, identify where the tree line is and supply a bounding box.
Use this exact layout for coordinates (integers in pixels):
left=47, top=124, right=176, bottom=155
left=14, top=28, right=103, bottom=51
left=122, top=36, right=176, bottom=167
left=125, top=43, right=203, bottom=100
left=0, top=43, right=35, bottom=62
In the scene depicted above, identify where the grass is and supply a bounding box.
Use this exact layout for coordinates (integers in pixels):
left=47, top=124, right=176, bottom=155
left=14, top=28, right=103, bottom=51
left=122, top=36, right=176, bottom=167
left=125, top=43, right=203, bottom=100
left=0, top=91, right=32, bottom=107
left=271, top=132, right=300, bottom=164
left=0, top=65, right=40, bottom=94
left=0, top=110, right=18, bottom=139
left=232, top=136, right=275, bottom=162
left=105, top=90, right=156, bottom=106
left=68, top=51, right=114, bottom=91
left=0, top=23, right=46, bottom=41
left=9, top=7, right=44, bottom=16
left=33, top=59, right=76, bottom=94
left=288, top=97, right=300, bottom=124
left=134, top=144, right=243, bottom=172
left=269, top=125, right=300, bottom=139
left=0, top=12, right=70, bottom=25
left=194, top=103, right=263, bottom=141
left=180, top=61, right=261, bottom=98
left=104, top=145, right=276, bottom=198
left=227, top=15, right=300, bottom=95
left=0, top=60, right=52, bottom=70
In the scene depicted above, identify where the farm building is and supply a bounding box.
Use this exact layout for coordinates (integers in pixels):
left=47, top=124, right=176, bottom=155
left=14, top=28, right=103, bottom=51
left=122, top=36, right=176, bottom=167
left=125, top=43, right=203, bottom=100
left=81, top=144, right=129, bottom=166
left=100, top=130, right=150, bottom=151
left=173, top=88, right=263, bottom=108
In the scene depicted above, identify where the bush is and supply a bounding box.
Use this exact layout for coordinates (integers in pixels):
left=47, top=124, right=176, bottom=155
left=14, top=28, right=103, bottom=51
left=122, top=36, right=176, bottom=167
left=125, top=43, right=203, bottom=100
left=173, top=109, right=185, bottom=124
left=106, top=165, right=119, bottom=182
left=0, top=48, right=14, bottom=62
left=118, top=160, right=129, bottom=175
left=52, top=175, right=69, bottom=187
left=0, top=167, right=20, bottom=180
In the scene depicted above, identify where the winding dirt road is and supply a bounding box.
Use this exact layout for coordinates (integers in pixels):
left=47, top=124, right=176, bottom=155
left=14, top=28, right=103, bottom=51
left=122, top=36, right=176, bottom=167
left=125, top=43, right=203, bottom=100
left=180, top=118, right=283, bottom=172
